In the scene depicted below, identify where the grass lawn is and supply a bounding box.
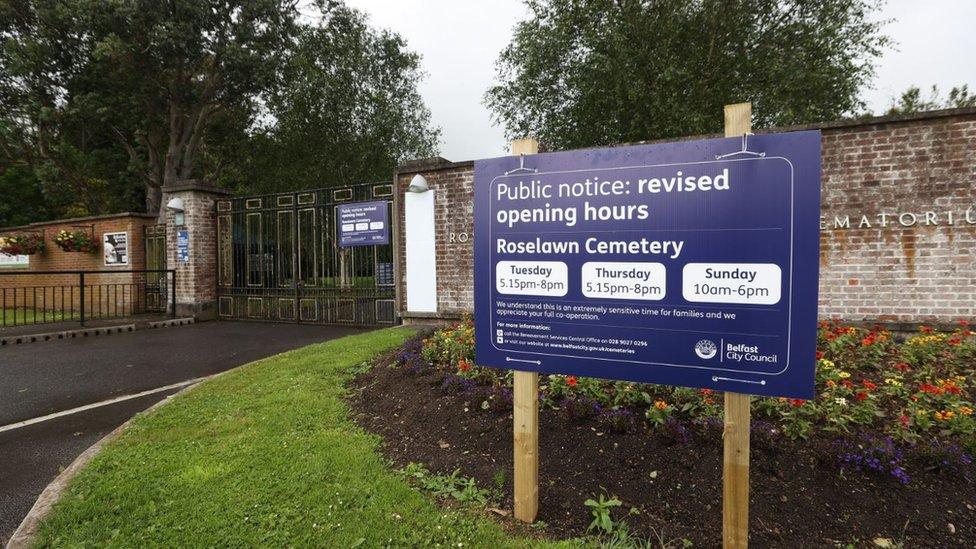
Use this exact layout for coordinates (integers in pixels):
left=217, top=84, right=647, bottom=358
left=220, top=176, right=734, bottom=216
left=2, top=308, right=78, bottom=326
left=34, top=327, right=562, bottom=548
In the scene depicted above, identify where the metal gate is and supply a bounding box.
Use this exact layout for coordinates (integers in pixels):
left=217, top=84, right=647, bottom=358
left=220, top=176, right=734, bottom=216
left=144, top=224, right=169, bottom=312
left=215, top=182, right=397, bottom=325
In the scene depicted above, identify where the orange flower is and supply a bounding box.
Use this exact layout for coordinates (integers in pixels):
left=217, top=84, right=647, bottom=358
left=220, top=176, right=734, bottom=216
left=566, top=375, right=578, bottom=387
left=934, top=410, right=955, bottom=421
left=653, top=400, right=668, bottom=411
left=825, top=380, right=837, bottom=388
left=789, top=399, right=806, bottom=408
left=458, top=359, right=472, bottom=372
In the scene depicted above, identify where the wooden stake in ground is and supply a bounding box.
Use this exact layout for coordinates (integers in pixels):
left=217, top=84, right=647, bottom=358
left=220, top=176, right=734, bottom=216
left=722, top=102, right=753, bottom=549
left=511, top=137, right=540, bottom=524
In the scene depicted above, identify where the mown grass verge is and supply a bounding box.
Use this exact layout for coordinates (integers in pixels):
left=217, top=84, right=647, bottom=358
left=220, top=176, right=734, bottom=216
left=34, top=327, right=559, bottom=548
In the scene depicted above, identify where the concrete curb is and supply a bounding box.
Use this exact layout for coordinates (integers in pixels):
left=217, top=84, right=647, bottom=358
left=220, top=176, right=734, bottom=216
left=4, top=373, right=215, bottom=549
left=0, top=317, right=194, bottom=347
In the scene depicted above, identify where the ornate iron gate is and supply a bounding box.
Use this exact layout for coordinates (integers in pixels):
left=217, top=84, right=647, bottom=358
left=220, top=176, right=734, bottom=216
left=215, top=182, right=397, bottom=325
left=144, top=224, right=169, bottom=312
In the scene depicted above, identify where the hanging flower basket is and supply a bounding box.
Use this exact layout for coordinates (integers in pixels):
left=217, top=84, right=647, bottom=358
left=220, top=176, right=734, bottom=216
left=0, top=233, right=46, bottom=255
left=53, top=229, right=99, bottom=253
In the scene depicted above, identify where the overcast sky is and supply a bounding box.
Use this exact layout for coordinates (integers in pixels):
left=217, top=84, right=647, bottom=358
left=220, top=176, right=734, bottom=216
left=344, top=0, right=976, bottom=161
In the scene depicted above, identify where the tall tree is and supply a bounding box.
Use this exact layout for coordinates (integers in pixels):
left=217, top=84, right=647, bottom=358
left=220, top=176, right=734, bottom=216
left=886, top=84, right=975, bottom=115
left=486, top=0, right=891, bottom=149
left=228, top=5, right=439, bottom=195
left=1, top=0, right=296, bottom=214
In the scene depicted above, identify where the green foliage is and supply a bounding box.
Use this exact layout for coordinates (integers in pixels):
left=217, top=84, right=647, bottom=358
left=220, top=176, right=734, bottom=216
left=886, top=84, right=976, bottom=115
left=402, top=463, right=499, bottom=507
left=0, top=0, right=438, bottom=218
left=233, top=4, right=439, bottom=195
left=0, top=164, right=50, bottom=227
left=486, top=0, right=890, bottom=149
left=597, top=523, right=694, bottom=549
left=585, top=493, right=622, bottom=534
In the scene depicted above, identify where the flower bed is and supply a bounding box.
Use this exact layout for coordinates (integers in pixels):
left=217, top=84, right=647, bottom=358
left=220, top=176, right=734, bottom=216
left=0, top=233, right=45, bottom=255
left=53, top=229, right=98, bottom=253
left=413, top=318, right=975, bottom=453
left=348, top=318, right=976, bottom=545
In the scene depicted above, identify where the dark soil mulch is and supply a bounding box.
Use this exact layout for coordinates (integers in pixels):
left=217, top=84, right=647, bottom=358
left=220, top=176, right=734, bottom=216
left=347, top=341, right=976, bottom=548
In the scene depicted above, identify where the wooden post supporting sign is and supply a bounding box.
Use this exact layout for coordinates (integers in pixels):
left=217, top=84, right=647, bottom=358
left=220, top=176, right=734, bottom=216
left=722, top=102, right=753, bottom=549
left=511, top=137, right=540, bottom=524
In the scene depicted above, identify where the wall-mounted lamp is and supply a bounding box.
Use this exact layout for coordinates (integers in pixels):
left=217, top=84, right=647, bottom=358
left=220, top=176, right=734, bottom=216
left=166, top=197, right=186, bottom=226
left=408, top=174, right=429, bottom=193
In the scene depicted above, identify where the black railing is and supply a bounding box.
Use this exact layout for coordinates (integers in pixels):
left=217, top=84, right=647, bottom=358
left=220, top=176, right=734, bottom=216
left=0, top=269, right=175, bottom=329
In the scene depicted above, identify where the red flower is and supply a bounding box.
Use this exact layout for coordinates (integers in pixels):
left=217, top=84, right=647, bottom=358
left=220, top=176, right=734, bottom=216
left=841, top=380, right=855, bottom=389
left=789, top=399, right=806, bottom=408
left=942, top=382, right=962, bottom=395
left=704, top=397, right=715, bottom=405
left=959, top=319, right=970, bottom=327
left=816, top=351, right=825, bottom=360
left=861, top=335, right=876, bottom=346
left=899, top=414, right=910, bottom=428
left=565, top=375, right=578, bottom=387
left=893, top=362, right=910, bottom=372
left=861, top=380, right=877, bottom=391
left=918, top=383, right=943, bottom=395
left=855, top=391, right=868, bottom=402
left=920, top=326, right=934, bottom=334
left=700, top=388, right=714, bottom=395
left=458, top=360, right=472, bottom=372
left=947, top=337, right=961, bottom=346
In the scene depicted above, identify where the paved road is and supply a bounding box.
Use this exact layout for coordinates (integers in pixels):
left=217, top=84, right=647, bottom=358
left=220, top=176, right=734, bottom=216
left=0, top=321, right=366, bottom=544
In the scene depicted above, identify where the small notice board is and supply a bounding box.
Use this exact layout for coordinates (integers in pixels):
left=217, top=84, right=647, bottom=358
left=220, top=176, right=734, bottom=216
left=337, top=201, right=389, bottom=247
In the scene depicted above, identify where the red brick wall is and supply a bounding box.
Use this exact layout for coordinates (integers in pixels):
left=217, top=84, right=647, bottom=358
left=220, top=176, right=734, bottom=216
left=818, top=112, right=976, bottom=324
left=161, top=184, right=226, bottom=319
left=395, top=160, right=475, bottom=319
left=0, top=214, right=157, bottom=312
left=395, top=109, right=976, bottom=326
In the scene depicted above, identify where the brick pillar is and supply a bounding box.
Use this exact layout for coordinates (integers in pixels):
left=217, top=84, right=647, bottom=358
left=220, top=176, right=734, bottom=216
left=159, top=179, right=231, bottom=320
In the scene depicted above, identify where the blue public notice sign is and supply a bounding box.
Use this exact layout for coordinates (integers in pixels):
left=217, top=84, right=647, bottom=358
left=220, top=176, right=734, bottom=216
left=177, top=230, right=189, bottom=263
left=337, top=201, right=389, bottom=247
left=474, top=131, right=821, bottom=399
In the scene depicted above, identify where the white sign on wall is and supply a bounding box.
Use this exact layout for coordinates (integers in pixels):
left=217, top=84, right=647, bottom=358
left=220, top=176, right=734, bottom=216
left=0, top=253, right=29, bottom=268
left=103, top=232, right=129, bottom=265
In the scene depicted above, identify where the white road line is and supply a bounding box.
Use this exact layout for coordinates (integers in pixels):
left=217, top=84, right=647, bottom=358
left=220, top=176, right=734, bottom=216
left=0, top=376, right=211, bottom=434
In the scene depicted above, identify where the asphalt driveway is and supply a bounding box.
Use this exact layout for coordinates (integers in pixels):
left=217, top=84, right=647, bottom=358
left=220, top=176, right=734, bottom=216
left=0, top=321, right=367, bottom=544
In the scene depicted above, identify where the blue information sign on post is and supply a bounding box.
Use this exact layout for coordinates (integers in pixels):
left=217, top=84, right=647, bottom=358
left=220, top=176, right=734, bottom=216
left=177, top=229, right=189, bottom=263
left=474, top=131, right=820, bottom=399
left=337, top=200, right=389, bottom=247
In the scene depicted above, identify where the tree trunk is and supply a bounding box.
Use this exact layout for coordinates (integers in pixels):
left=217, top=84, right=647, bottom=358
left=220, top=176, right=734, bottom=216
left=146, top=183, right=163, bottom=214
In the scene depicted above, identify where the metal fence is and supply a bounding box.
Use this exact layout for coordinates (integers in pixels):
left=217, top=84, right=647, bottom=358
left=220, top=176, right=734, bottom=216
left=0, top=269, right=175, bottom=329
